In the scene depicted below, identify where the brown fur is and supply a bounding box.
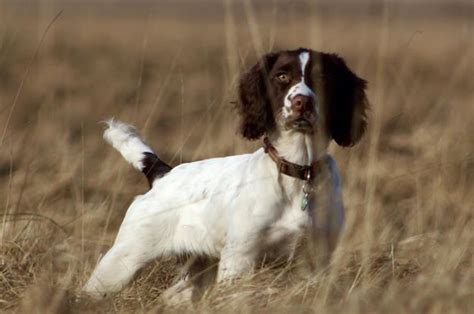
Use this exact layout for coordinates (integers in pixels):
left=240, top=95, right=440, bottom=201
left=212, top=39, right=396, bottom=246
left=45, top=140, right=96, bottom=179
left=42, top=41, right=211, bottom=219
left=236, top=49, right=369, bottom=145
left=237, top=53, right=278, bottom=140
left=319, top=53, right=368, bottom=146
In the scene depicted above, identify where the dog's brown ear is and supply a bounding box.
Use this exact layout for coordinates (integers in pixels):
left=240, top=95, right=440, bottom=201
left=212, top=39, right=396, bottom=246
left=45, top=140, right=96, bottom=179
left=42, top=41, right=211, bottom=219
left=321, top=53, right=369, bottom=147
left=237, top=53, right=278, bottom=140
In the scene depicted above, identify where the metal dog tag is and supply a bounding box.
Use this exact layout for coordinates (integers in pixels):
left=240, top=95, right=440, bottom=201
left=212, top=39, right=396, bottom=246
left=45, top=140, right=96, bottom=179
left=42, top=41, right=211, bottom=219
left=301, top=180, right=314, bottom=211
left=301, top=194, right=309, bottom=211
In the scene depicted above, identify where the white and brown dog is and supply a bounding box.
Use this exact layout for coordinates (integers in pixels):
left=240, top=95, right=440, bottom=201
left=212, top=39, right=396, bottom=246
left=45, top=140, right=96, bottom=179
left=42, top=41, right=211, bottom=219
left=83, top=48, right=368, bottom=300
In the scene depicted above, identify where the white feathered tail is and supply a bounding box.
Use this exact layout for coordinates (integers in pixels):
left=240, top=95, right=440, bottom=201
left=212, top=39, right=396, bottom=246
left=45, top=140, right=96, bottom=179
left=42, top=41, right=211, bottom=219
left=103, top=119, right=172, bottom=187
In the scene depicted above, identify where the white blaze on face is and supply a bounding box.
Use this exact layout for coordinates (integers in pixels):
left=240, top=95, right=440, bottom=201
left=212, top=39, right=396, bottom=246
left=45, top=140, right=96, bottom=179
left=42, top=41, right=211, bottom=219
left=283, top=51, right=316, bottom=118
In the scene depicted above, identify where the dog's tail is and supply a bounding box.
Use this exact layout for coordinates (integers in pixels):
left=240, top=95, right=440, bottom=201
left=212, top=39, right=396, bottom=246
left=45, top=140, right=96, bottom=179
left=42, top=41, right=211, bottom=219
left=103, top=119, right=172, bottom=188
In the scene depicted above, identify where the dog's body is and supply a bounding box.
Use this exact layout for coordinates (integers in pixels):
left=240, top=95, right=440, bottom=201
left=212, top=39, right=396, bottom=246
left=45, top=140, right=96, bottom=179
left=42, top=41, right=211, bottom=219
left=83, top=48, right=368, bottom=300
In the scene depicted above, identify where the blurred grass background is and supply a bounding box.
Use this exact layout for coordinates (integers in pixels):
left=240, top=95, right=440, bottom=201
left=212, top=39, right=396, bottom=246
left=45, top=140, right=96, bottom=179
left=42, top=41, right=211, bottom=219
left=0, top=0, right=473, bottom=312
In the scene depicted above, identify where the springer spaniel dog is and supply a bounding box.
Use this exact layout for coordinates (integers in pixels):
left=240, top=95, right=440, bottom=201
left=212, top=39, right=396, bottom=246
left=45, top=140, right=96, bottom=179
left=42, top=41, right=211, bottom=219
left=83, top=48, right=368, bottom=300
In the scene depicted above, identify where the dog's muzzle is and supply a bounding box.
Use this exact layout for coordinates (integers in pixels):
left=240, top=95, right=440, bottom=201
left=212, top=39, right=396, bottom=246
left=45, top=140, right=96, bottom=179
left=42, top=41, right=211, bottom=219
left=286, top=94, right=318, bottom=132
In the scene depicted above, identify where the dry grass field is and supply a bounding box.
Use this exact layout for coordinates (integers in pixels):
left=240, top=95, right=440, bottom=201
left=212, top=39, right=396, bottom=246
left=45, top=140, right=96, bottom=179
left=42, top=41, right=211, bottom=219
left=0, top=0, right=472, bottom=312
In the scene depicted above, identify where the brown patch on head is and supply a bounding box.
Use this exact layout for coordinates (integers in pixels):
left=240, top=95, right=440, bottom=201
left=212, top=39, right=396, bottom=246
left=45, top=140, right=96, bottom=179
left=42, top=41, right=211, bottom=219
left=237, top=48, right=369, bottom=145
left=237, top=52, right=279, bottom=140
left=236, top=50, right=310, bottom=140
left=315, top=52, right=369, bottom=146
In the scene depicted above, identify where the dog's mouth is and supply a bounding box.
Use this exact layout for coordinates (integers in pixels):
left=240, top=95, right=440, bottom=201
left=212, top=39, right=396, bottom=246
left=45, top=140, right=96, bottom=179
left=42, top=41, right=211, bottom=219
left=287, top=117, right=314, bottom=132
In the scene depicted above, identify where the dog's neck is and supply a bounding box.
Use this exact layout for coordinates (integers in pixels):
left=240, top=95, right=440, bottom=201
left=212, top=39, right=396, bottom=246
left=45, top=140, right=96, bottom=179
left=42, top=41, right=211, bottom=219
left=266, top=130, right=329, bottom=166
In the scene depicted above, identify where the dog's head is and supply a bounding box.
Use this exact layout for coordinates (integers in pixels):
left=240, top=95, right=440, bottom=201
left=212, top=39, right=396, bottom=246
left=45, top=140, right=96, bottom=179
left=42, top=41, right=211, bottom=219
left=237, top=48, right=368, bottom=147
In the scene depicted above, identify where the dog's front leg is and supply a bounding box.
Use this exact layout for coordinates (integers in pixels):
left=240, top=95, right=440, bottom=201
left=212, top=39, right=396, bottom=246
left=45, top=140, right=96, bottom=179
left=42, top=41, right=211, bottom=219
left=217, top=241, right=258, bottom=282
left=323, top=155, right=345, bottom=255
left=306, top=155, right=345, bottom=268
left=216, top=189, right=280, bottom=282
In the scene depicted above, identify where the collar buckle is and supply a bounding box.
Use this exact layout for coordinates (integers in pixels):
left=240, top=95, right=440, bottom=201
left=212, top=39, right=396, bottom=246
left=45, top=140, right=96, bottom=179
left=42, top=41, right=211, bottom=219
left=263, top=136, right=320, bottom=181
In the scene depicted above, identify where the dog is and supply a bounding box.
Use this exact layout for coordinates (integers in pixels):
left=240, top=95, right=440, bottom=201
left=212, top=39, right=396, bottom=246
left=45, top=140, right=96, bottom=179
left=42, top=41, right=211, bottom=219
left=83, top=48, right=368, bottom=300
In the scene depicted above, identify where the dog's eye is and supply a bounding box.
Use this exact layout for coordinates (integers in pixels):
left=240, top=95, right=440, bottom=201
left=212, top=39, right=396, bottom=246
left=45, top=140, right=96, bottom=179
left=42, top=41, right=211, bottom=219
left=277, top=73, right=290, bottom=83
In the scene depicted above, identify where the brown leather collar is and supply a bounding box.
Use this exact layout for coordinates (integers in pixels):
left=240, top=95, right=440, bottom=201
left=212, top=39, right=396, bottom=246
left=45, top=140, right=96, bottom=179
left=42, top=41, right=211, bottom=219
left=263, top=137, right=322, bottom=181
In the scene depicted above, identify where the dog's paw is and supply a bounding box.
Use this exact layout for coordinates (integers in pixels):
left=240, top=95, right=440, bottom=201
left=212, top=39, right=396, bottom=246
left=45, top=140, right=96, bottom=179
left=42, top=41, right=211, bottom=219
left=159, top=279, right=194, bottom=307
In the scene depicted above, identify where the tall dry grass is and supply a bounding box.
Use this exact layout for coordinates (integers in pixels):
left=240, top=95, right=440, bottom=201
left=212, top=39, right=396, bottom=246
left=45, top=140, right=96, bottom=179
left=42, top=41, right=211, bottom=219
left=0, top=0, right=472, bottom=312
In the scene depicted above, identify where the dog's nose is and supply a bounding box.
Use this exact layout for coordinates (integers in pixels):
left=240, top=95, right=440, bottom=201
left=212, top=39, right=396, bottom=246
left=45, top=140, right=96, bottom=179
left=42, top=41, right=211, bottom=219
left=291, top=95, right=313, bottom=116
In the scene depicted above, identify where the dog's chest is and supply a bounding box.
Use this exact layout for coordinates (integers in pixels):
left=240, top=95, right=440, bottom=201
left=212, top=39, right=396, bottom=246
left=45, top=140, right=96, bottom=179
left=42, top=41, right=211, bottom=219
left=283, top=191, right=311, bottom=223
left=264, top=170, right=330, bottom=247
left=265, top=184, right=311, bottom=246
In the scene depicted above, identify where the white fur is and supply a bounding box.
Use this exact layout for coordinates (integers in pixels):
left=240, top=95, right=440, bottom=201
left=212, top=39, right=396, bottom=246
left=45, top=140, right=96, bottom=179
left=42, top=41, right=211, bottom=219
left=299, top=51, right=310, bottom=75
left=83, top=124, right=345, bottom=299
left=103, top=119, right=154, bottom=171
left=83, top=51, right=343, bottom=300
left=283, top=51, right=317, bottom=118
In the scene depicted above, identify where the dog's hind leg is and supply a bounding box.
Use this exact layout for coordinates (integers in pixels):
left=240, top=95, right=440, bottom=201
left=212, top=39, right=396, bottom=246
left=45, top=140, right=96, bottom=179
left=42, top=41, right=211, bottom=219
left=160, top=256, right=218, bottom=305
left=82, top=242, right=153, bottom=299
left=187, top=256, right=218, bottom=301
left=83, top=196, right=180, bottom=299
